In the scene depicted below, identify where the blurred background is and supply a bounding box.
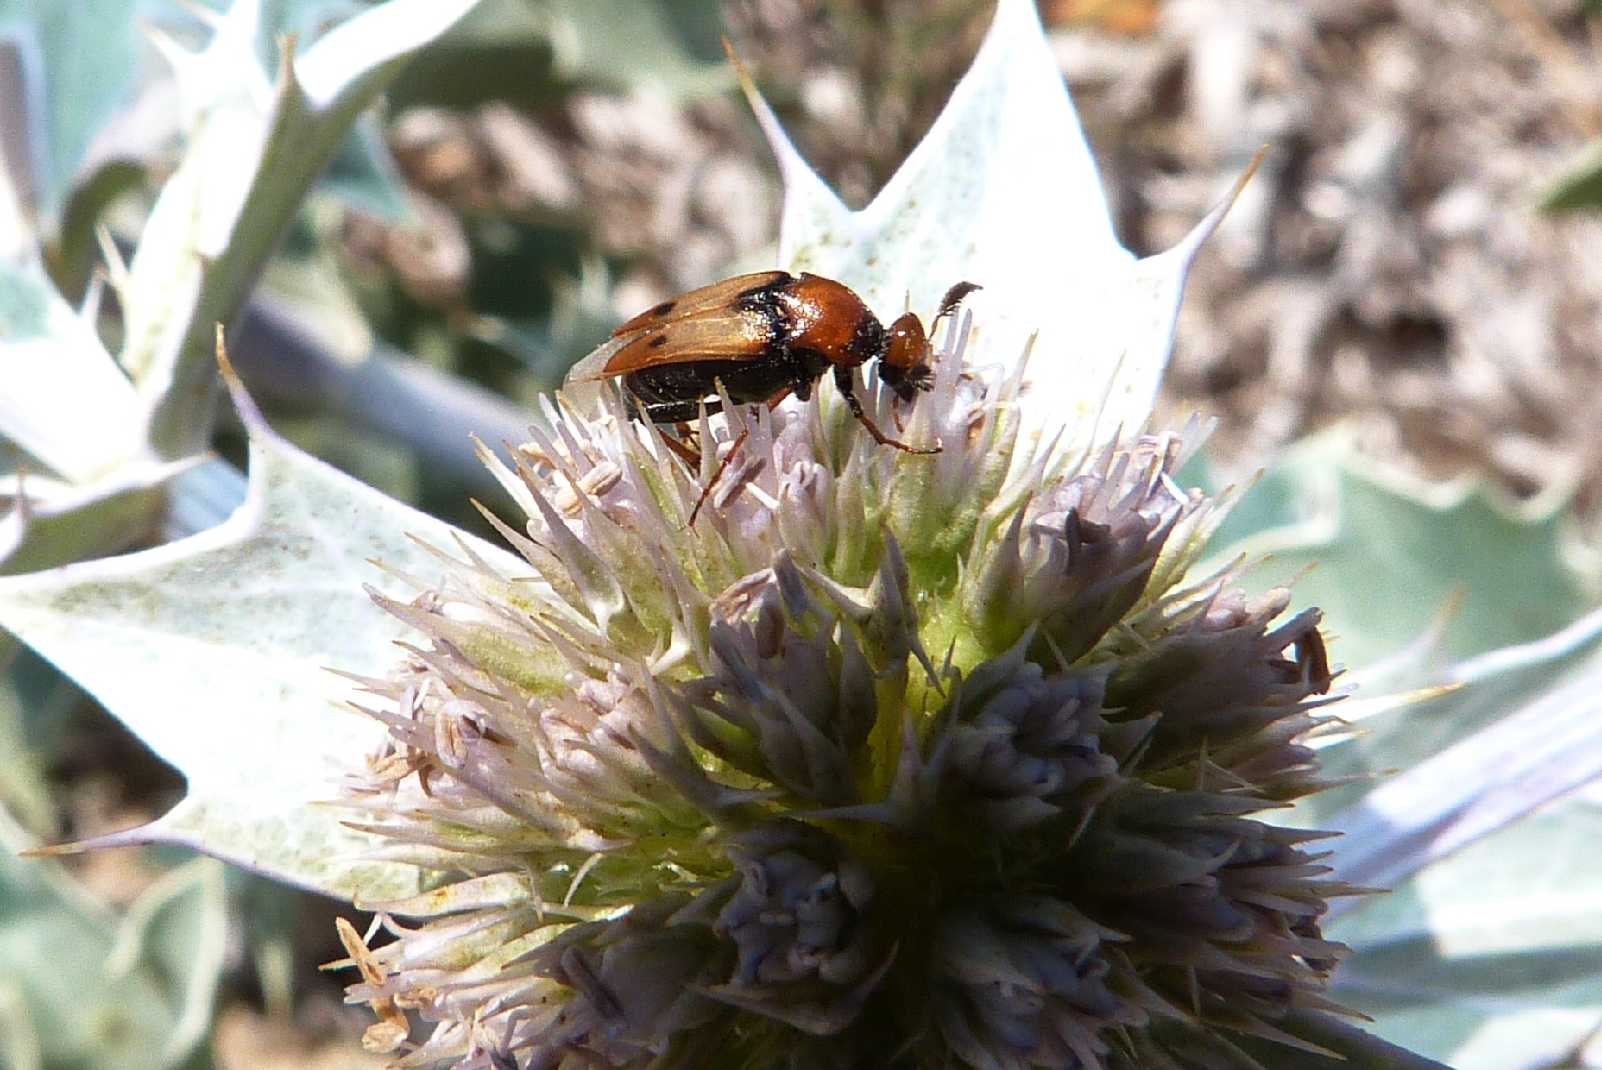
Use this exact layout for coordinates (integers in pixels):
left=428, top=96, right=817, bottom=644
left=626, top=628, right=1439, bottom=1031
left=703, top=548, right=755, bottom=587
left=5, top=0, right=1602, bottom=1065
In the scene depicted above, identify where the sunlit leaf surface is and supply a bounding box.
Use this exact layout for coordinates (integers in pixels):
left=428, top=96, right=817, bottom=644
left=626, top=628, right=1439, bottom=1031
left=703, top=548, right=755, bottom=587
left=743, top=0, right=1250, bottom=455
left=0, top=388, right=522, bottom=900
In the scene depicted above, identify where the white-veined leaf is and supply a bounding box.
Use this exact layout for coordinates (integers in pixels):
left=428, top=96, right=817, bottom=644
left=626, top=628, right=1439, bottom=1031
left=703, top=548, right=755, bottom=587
left=0, top=369, right=526, bottom=900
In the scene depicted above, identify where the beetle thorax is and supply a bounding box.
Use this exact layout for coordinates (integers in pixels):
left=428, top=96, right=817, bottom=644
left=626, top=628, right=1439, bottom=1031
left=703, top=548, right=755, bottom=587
left=777, top=275, right=882, bottom=368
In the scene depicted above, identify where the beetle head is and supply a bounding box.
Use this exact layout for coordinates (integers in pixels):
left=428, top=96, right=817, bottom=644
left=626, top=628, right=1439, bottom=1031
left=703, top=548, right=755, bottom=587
left=879, top=312, right=934, bottom=402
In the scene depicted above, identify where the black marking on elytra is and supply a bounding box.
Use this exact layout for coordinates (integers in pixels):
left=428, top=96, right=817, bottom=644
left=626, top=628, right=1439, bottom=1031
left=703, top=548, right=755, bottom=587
left=648, top=335, right=668, bottom=348
left=736, top=273, right=796, bottom=365
left=735, top=273, right=794, bottom=309
left=650, top=300, right=675, bottom=318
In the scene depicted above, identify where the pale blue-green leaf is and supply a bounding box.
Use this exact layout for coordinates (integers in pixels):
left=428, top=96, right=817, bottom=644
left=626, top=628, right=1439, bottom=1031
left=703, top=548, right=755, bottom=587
left=1321, top=607, right=1602, bottom=889
left=0, top=245, right=196, bottom=571
left=1195, top=429, right=1589, bottom=670
left=104, top=859, right=229, bottom=1065
left=742, top=0, right=1248, bottom=454
left=0, top=4, right=143, bottom=222
left=0, top=1, right=284, bottom=227
left=1195, top=435, right=1600, bottom=859
left=434, top=0, right=727, bottom=97
left=319, top=117, right=409, bottom=220
left=1332, top=797, right=1602, bottom=1069
left=121, top=0, right=483, bottom=459
left=0, top=384, right=525, bottom=900
left=260, top=0, right=369, bottom=41
left=0, top=459, right=199, bottom=573
left=292, top=0, right=486, bottom=109
left=0, top=978, right=41, bottom=1070
left=0, top=810, right=183, bottom=1070
left=0, top=637, right=67, bottom=839
left=0, top=255, right=142, bottom=483
left=1323, top=622, right=1602, bottom=1062
left=541, top=0, right=728, bottom=99
left=0, top=0, right=405, bottom=249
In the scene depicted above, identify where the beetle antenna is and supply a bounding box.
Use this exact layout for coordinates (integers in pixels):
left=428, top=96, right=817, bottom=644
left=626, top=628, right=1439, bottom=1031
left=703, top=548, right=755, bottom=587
left=934, top=281, right=982, bottom=327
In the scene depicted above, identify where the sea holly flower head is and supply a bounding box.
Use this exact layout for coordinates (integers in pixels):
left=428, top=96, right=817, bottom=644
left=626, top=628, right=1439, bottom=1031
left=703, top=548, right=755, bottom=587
left=2, top=0, right=1592, bottom=1064
left=334, top=301, right=1355, bottom=1068
left=319, top=3, right=1370, bottom=1068
left=0, top=0, right=1412, bottom=1065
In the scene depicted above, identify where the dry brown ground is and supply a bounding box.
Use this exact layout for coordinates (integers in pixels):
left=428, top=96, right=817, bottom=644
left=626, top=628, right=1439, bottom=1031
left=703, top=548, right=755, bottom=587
left=1073, top=0, right=1602, bottom=517
left=384, top=0, right=1602, bottom=517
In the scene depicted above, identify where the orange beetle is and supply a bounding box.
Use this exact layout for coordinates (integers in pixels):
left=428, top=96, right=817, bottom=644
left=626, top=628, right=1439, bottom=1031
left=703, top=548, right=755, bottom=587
left=567, top=271, right=979, bottom=450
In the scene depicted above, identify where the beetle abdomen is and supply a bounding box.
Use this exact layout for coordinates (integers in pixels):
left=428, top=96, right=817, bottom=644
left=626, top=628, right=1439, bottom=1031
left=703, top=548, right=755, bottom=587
left=624, top=356, right=814, bottom=422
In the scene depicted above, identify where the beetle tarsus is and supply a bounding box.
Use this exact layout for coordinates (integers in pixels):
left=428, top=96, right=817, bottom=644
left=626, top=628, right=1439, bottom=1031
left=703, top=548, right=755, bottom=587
left=834, top=365, right=941, bottom=455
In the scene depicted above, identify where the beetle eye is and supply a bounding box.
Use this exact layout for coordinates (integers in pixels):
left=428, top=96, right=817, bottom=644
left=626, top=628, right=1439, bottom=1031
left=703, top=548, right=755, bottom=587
left=884, top=313, right=928, bottom=372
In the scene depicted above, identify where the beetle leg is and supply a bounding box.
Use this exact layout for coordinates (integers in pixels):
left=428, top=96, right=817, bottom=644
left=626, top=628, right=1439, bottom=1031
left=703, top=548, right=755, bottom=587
left=686, top=389, right=795, bottom=527
left=687, top=428, right=747, bottom=527
left=657, top=427, right=702, bottom=468
left=832, top=365, right=940, bottom=455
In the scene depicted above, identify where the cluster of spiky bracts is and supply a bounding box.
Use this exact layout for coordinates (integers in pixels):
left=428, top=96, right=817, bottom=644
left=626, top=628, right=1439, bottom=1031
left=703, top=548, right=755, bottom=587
left=336, top=327, right=1356, bottom=1069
